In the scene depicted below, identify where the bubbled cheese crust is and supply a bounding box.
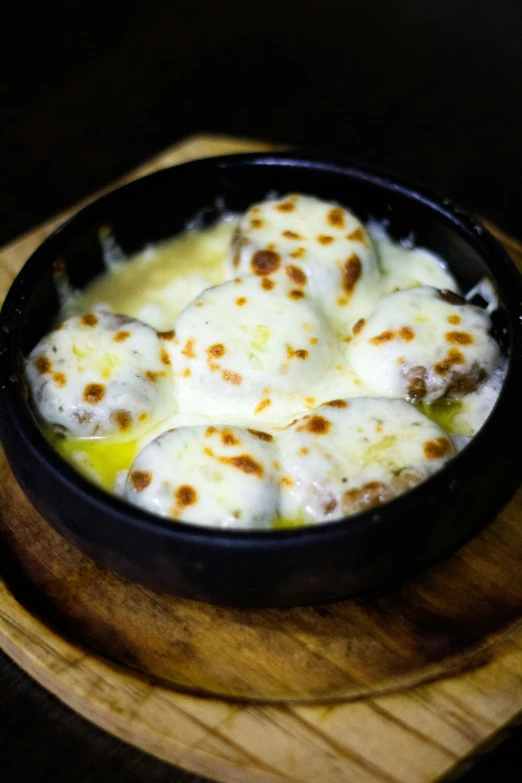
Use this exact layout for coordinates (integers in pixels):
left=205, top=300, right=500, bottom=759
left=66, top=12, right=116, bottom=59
left=349, top=287, right=500, bottom=403
left=26, top=310, right=175, bottom=437
left=170, top=275, right=333, bottom=419
left=277, top=398, right=455, bottom=523
left=124, top=425, right=279, bottom=528
left=231, top=194, right=382, bottom=323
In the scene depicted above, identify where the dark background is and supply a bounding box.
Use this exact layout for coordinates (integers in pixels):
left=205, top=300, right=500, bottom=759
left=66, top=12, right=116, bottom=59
left=1, top=1, right=522, bottom=780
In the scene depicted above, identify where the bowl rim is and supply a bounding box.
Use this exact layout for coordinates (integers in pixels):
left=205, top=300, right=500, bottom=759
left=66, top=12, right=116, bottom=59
left=1, top=151, right=522, bottom=547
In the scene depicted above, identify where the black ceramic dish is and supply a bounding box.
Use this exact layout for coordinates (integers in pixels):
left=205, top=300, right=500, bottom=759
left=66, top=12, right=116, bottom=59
left=1, top=154, right=522, bottom=608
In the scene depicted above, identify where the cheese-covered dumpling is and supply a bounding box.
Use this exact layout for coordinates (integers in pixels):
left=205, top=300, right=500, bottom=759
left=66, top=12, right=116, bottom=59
left=349, top=287, right=500, bottom=403
left=171, top=275, right=332, bottom=418
left=124, top=425, right=279, bottom=528
left=278, top=397, right=455, bottom=523
left=26, top=310, right=175, bottom=437
left=231, top=194, right=382, bottom=322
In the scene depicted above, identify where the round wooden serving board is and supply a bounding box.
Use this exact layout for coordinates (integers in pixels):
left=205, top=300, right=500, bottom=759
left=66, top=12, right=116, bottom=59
left=2, top=135, right=522, bottom=783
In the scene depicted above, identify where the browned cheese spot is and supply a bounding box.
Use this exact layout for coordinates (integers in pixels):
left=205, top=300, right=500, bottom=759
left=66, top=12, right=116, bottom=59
left=221, top=428, right=240, bottom=446
left=343, top=254, right=362, bottom=295
left=221, top=369, right=242, bottom=385
left=407, top=366, right=428, bottom=400
left=113, top=410, right=132, bottom=431
left=234, top=278, right=243, bottom=285
left=83, top=383, right=105, bottom=405
left=290, top=247, right=306, bottom=259
left=276, top=201, right=295, bottom=212
left=423, top=437, right=452, bottom=460
left=347, top=227, right=365, bottom=242
left=35, top=355, right=52, bottom=374
left=446, top=330, right=473, bottom=346
left=208, top=343, right=226, bottom=358
left=323, top=498, right=337, bottom=514
left=160, top=348, right=171, bottom=366
left=317, top=234, right=334, bottom=245
left=288, top=289, right=305, bottom=300
left=399, top=326, right=415, bottom=342
left=182, top=367, right=191, bottom=377
left=282, top=230, right=302, bottom=239
left=438, top=289, right=465, bottom=305
left=232, top=253, right=240, bottom=269
left=352, top=318, right=366, bottom=336
left=236, top=297, right=247, bottom=306
left=286, top=345, right=308, bottom=360
left=370, top=329, right=396, bottom=345
left=158, top=330, right=175, bottom=340
left=247, top=428, right=274, bottom=442
left=376, top=424, right=383, bottom=432
left=324, top=399, right=348, bottom=408
left=113, top=330, right=131, bottom=342
left=251, top=249, right=281, bottom=276
left=130, top=470, right=152, bottom=491
left=251, top=218, right=264, bottom=229
left=181, top=339, right=196, bottom=359
left=434, top=349, right=465, bottom=376
left=298, top=446, right=309, bottom=456
left=281, top=476, right=294, bottom=488
left=81, top=313, right=98, bottom=327
left=145, top=370, right=167, bottom=382
left=447, top=315, right=461, bottom=325
left=138, top=412, right=148, bottom=422
left=337, top=297, right=348, bottom=306
left=397, top=357, right=405, bottom=365
left=175, top=484, right=198, bottom=507
left=304, top=415, right=331, bottom=434
left=261, top=277, right=276, bottom=291
left=224, top=454, right=263, bottom=477
left=285, top=265, right=307, bottom=286
left=53, top=372, right=67, bottom=387
left=254, top=398, right=271, bottom=414
left=327, top=207, right=345, bottom=228
left=251, top=206, right=261, bottom=214
left=310, top=337, right=319, bottom=345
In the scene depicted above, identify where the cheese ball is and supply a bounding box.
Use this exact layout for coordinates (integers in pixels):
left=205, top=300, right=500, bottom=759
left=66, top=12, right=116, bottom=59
left=277, top=397, right=455, bottom=523
left=26, top=310, right=175, bottom=437
left=230, top=193, right=382, bottom=323
left=124, top=425, right=279, bottom=528
left=349, top=287, right=500, bottom=403
left=171, top=275, right=333, bottom=418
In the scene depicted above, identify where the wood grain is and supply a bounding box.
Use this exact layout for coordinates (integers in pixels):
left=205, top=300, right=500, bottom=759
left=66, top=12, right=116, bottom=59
left=1, top=134, right=522, bottom=782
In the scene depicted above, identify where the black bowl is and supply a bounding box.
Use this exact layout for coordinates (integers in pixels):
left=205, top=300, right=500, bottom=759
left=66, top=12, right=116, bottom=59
left=1, top=153, right=522, bottom=608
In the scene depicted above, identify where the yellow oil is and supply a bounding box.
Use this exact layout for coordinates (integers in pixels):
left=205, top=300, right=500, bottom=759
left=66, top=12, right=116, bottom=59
left=416, top=398, right=466, bottom=435
left=50, top=432, right=138, bottom=491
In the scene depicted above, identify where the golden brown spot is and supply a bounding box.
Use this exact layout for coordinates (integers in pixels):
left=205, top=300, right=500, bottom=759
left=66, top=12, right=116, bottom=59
left=434, top=349, right=465, bottom=376
left=304, top=415, right=331, bottom=435
left=251, top=206, right=261, bottom=214
left=407, top=366, right=428, bottom=400
left=446, top=331, right=473, bottom=345
left=344, top=487, right=362, bottom=505
left=160, top=348, right=171, bottom=366
left=181, top=339, right=196, bottom=359
left=324, top=399, right=348, bottom=408
left=175, top=485, right=198, bottom=507
left=447, top=315, right=461, bottom=325
left=130, top=470, right=152, bottom=491
left=221, top=428, right=240, bottom=446
left=370, top=330, right=396, bottom=345
left=309, top=337, right=318, bottom=345
left=337, top=297, right=348, bottom=306
left=35, top=355, right=52, bottom=374
left=83, top=383, right=105, bottom=405
left=281, top=476, right=294, bottom=488
left=323, top=498, right=337, bottom=514
left=397, top=357, right=405, bottom=365
left=317, top=234, right=334, bottom=245
left=347, top=227, right=365, bottom=242
left=343, top=253, right=362, bottom=295
left=423, top=437, right=452, bottom=460
left=282, top=230, right=302, bottom=239
left=261, top=277, right=276, bottom=291
left=234, top=278, right=243, bottom=284
left=399, top=326, right=415, bottom=342
left=276, top=201, right=295, bottom=212
left=286, top=345, right=309, bottom=360
left=376, top=424, right=383, bottom=433
left=251, top=218, right=264, bottom=229
left=158, top=330, right=175, bottom=341
left=53, top=372, right=67, bottom=387
left=288, top=289, right=305, bottom=300
left=254, top=398, right=271, bottom=414
left=205, top=426, right=217, bottom=437
left=246, top=428, right=274, bottom=442
left=352, top=318, right=366, bottom=336
left=208, top=343, right=226, bottom=358
left=221, top=369, right=242, bottom=385
left=285, top=265, right=307, bottom=286
left=145, top=370, right=167, bottom=382
left=290, top=247, right=306, bottom=259
left=81, top=313, right=98, bottom=327
left=113, top=410, right=132, bottom=431
left=113, top=330, right=131, bottom=342
left=327, top=207, right=345, bottom=228
left=251, top=249, right=281, bottom=276
left=138, top=412, right=148, bottom=422
left=182, top=367, right=191, bottom=377
left=226, top=455, right=263, bottom=477
left=298, top=447, right=309, bottom=456
left=236, top=297, right=247, bottom=306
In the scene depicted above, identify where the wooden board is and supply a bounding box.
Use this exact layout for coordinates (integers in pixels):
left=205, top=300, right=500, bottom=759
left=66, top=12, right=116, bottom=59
left=1, top=134, right=522, bottom=782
